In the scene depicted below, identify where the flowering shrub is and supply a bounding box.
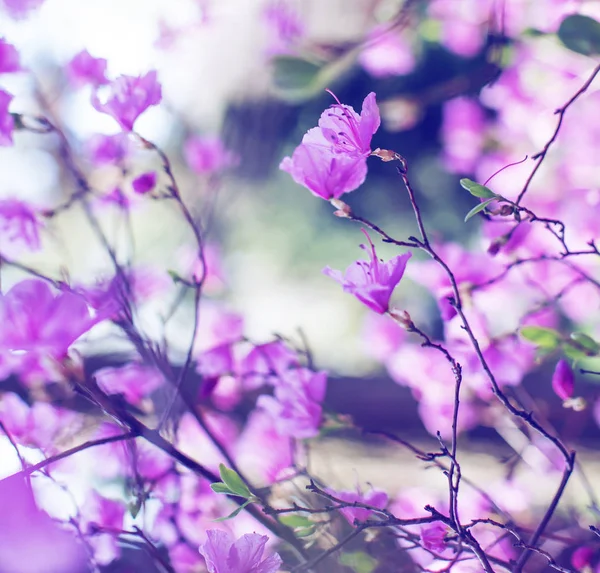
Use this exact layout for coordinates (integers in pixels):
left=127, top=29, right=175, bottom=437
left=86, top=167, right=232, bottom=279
left=1, top=2, right=600, bottom=573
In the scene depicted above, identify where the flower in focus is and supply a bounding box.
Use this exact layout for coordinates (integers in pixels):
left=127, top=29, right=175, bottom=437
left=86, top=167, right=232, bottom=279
left=323, top=229, right=411, bottom=314
left=131, top=171, right=157, bottom=194
left=280, top=92, right=380, bottom=199
left=184, top=136, right=238, bottom=175
left=0, top=39, right=20, bottom=74
left=280, top=141, right=367, bottom=200
left=0, top=89, right=14, bottom=146
left=92, top=71, right=162, bottom=131
left=199, top=530, right=282, bottom=573
left=329, top=486, right=388, bottom=525
left=66, top=50, right=108, bottom=88
left=0, top=0, right=46, bottom=19
left=0, top=198, right=42, bottom=255
left=420, top=522, right=447, bottom=553
left=551, top=359, right=574, bottom=401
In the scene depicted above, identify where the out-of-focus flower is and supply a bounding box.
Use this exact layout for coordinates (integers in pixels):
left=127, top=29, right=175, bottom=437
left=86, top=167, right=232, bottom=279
left=199, top=530, right=282, bottom=573
left=280, top=142, right=368, bottom=199
left=0, top=0, right=46, bottom=19
left=239, top=340, right=299, bottom=389
left=184, top=136, right=238, bottom=175
left=92, top=71, right=161, bottom=131
left=329, top=486, right=388, bottom=525
left=66, top=50, right=108, bottom=88
left=420, top=522, right=447, bottom=553
left=571, top=546, right=594, bottom=570
left=280, top=92, right=380, bottom=199
left=0, top=474, right=87, bottom=573
left=131, top=171, right=157, bottom=194
left=263, top=0, right=305, bottom=54
left=95, top=363, right=164, bottom=406
left=0, top=198, right=42, bottom=255
left=0, top=39, right=20, bottom=74
left=359, top=28, right=415, bottom=78
left=0, top=89, right=14, bottom=146
left=0, top=280, right=98, bottom=374
left=324, top=230, right=411, bottom=314
left=551, top=359, right=575, bottom=401
left=86, top=133, right=129, bottom=166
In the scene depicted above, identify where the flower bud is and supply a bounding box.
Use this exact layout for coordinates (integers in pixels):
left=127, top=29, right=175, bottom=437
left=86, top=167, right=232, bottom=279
left=551, top=359, right=575, bottom=401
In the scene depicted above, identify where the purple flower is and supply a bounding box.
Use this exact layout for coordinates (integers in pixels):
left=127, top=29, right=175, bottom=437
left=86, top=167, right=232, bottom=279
left=184, top=135, right=239, bottom=174
left=95, top=363, right=164, bottom=406
left=330, top=487, right=388, bottom=525
left=86, top=133, right=129, bottom=165
left=280, top=142, right=367, bottom=200
left=0, top=39, right=20, bottom=74
left=420, top=522, right=447, bottom=553
left=0, top=279, right=98, bottom=360
left=0, top=0, right=46, bottom=19
left=280, top=92, right=380, bottom=199
left=0, top=198, right=42, bottom=254
left=552, top=359, right=574, bottom=401
left=92, top=71, right=162, bottom=131
left=199, top=530, right=282, bottom=573
left=66, top=50, right=108, bottom=88
left=323, top=230, right=411, bottom=314
left=359, top=28, right=415, bottom=78
left=263, top=0, right=305, bottom=55
left=131, top=171, right=157, bottom=194
left=0, top=89, right=14, bottom=146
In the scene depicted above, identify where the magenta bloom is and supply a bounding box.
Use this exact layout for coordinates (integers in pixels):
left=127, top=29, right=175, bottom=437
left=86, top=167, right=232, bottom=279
left=66, top=50, right=108, bottom=88
left=95, top=363, right=164, bottom=406
left=86, top=133, right=129, bottom=165
left=280, top=143, right=367, bottom=200
left=184, top=136, right=238, bottom=175
left=0, top=279, right=98, bottom=360
left=359, top=29, right=415, bottom=78
left=324, top=230, right=411, bottom=314
left=0, top=198, right=42, bottom=254
left=551, top=359, right=575, bottom=401
left=263, top=0, right=305, bottom=54
left=0, top=0, right=46, bottom=19
left=131, top=171, right=157, bottom=194
left=0, top=39, right=20, bottom=74
left=280, top=92, right=380, bottom=199
left=0, top=89, right=14, bottom=146
left=199, top=530, right=282, bottom=573
left=420, top=522, right=447, bottom=553
left=330, top=487, right=388, bottom=525
left=92, top=71, right=162, bottom=131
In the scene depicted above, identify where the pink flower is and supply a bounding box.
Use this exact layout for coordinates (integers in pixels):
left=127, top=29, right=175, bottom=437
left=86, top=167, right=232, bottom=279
left=330, top=487, right=388, bottom=525
left=95, top=363, right=164, bottom=405
left=86, top=133, right=129, bottom=166
left=0, top=198, right=42, bottom=255
left=359, top=28, right=415, bottom=78
left=571, top=546, right=594, bottom=570
left=0, top=475, right=87, bottom=573
left=420, top=522, right=447, bottom=553
left=66, top=50, right=108, bottom=88
left=199, top=530, right=282, bottom=573
left=280, top=142, right=367, bottom=200
left=0, top=0, right=45, bottom=19
left=184, top=136, right=238, bottom=174
left=0, top=280, right=98, bottom=362
left=0, top=39, right=20, bottom=74
left=92, top=71, right=162, bottom=131
left=280, top=92, right=380, bottom=199
left=263, top=0, right=305, bottom=54
left=551, top=359, right=575, bottom=401
left=131, top=170, right=157, bottom=194
left=323, top=229, right=411, bottom=314
left=0, top=89, right=14, bottom=146
left=239, top=340, right=299, bottom=389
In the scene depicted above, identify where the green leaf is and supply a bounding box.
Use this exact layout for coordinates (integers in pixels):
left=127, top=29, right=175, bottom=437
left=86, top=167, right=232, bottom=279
left=459, top=178, right=498, bottom=199
left=210, top=482, right=234, bottom=495
left=218, top=464, right=252, bottom=498
left=464, top=198, right=497, bottom=222
left=278, top=514, right=314, bottom=529
left=214, top=499, right=253, bottom=522
left=295, top=526, right=316, bottom=537
left=563, top=344, right=588, bottom=362
left=272, top=56, right=322, bottom=92
left=520, top=326, right=561, bottom=350
left=570, top=332, right=600, bottom=354
left=558, top=14, right=600, bottom=56
left=339, top=551, right=378, bottom=573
